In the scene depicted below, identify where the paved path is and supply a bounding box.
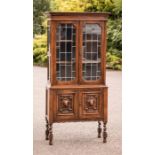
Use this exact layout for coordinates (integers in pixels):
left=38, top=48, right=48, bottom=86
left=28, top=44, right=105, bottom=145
left=33, top=66, right=122, bottom=155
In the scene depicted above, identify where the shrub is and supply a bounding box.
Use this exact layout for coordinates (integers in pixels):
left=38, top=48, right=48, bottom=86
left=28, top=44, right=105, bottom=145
left=106, top=18, right=122, bottom=70
left=33, top=34, right=48, bottom=66
left=106, top=52, right=122, bottom=70
left=107, top=19, right=122, bottom=57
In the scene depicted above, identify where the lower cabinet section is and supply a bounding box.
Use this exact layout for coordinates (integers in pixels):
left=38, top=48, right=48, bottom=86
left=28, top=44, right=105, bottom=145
left=51, top=88, right=106, bottom=122
left=46, top=85, right=108, bottom=145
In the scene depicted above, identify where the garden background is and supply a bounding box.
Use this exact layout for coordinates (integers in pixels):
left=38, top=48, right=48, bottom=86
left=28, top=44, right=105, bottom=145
left=33, top=0, right=122, bottom=70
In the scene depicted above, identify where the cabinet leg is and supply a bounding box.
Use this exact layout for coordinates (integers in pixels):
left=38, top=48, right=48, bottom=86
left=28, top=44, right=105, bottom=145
left=45, top=117, right=49, bottom=140
left=49, top=124, right=53, bottom=145
left=97, top=121, right=102, bottom=138
left=103, top=122, right=107, bottom=143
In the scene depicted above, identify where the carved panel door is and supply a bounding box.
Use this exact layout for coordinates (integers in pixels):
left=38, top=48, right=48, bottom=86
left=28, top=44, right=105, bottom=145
left=79, top=90, right=103, bottom=119
left=54, top=90, right=78, bottom=121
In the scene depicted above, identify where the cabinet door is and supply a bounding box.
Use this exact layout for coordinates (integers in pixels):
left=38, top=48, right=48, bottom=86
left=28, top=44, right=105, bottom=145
left=51, top=21, right=79, bottom=85
left=79, top=21, right=105, bottom=84
left=79, top=91, right=103, bottom=119
left=54, top=90, right=78, bottom=121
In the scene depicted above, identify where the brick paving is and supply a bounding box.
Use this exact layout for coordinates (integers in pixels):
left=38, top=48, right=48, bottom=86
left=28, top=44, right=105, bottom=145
left=33, top=66, right=122, bottom=155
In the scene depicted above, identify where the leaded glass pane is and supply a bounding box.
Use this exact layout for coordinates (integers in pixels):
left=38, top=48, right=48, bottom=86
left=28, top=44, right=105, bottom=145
left=56, top=24, right=76, bottom=81
left=82, top=24, right=102, bottom=81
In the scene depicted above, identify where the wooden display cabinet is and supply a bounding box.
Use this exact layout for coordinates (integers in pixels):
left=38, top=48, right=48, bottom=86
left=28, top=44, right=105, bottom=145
left=45, top=12, right=109, bottom=145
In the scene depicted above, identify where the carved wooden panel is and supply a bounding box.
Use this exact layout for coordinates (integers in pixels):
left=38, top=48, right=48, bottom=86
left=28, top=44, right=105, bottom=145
left=84, top=95, right=98, bottom=113
left=57, top=94, right=74, bottom=114
left=80, top=92, right=101, bottom=118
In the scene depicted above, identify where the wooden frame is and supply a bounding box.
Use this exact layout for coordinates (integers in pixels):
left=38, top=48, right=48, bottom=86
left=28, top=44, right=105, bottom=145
left=45, top=12, right=109, bottom=145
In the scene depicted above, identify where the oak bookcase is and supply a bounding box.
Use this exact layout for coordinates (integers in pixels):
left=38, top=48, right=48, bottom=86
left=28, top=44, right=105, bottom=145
left=45, top=12, right=109, bottom=145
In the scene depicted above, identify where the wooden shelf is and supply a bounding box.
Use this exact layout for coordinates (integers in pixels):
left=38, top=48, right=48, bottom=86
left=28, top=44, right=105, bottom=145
left=50, top=84, right=108, bottom=89
left=56, top=61, right=75, bottom=64
left=82, top=59, right=101, bottom=63
left=56, top=60, right=101, bottom=64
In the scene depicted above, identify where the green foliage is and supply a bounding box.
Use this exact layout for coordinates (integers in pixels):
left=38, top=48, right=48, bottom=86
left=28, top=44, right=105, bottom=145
left=51, top=0, right=86, bottom=12
left=33, top=0, right=50, bottom=65
left=112, top=0, right=122, bottom=16
left=107, top=18, right=122, bottom=57
left=33, top=0, right=50, bottom=35
left=84, top=0, right=121, bottom=16
left=33, top=35, right=48, bottom=66
left=106, top=52, right=122, bottom=70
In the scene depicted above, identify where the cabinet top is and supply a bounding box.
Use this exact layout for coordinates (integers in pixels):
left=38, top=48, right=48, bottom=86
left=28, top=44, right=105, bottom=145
left=48, top=12, right=110, bottom=21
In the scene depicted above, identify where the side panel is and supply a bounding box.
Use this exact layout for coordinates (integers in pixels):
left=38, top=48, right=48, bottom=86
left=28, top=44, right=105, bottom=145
left=103, top=87, right=108, bottom=122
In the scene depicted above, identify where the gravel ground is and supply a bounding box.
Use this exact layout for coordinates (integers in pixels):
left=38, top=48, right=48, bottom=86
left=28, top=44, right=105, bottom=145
left=33, top=66, right=122, bottom=155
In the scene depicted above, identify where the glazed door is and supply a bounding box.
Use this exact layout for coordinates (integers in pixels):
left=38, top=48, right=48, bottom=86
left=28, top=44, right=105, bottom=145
left=79, top=21, right=105, bottom=84
left=52, top=21, right=79, bottom=85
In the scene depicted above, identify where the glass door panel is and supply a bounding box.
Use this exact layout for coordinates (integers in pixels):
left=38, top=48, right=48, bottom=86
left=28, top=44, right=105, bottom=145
left=56, top=24, right=76, bottom=81
left=82, top=24, right=101, bottom=81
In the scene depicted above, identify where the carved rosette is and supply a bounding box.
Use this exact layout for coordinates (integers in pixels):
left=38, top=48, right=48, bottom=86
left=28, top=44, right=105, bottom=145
left=84, top=95, right=98, bottom=113
left=58, top=95, right=73, bottom=114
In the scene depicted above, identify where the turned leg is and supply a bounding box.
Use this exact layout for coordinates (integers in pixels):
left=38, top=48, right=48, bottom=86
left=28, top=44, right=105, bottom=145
left=97, top=121, right=102, bottom=138
left=45, top=117, right=49, bottom=140
left=103, top=122, right=107, bottom=143
left=49, top=124, right=53, bottom=145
